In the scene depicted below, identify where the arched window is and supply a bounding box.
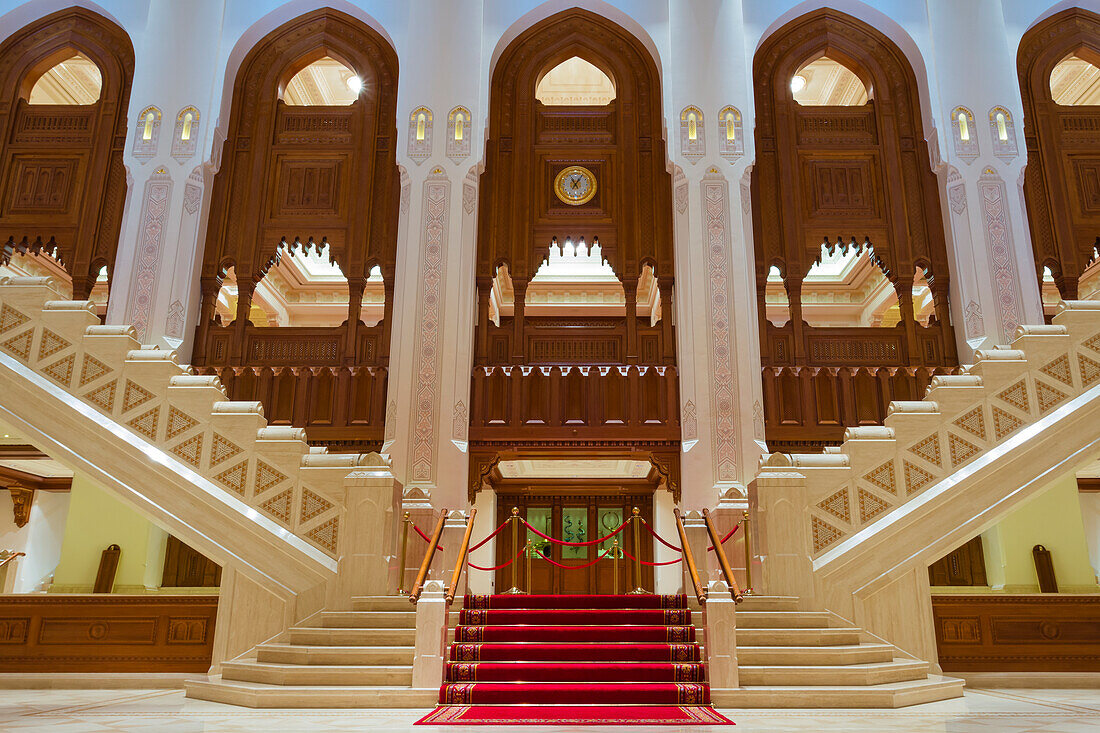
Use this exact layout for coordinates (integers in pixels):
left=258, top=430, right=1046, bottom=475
left=687, top=112, right=698, bottom=141
left=282, top=56, right=360, bottom=106
left=454, top=111, right=464, bottom=141
left=995, top=112, right=1007, bottom=141
left=142, top=110, right=156, bottom=140
left=416, top=112, right=426, bottom=141
left=957, top=111, right=970, bottom=141
left=791, top=56, right=868, bottom=106
left=799, top=246, right=899, bottom=328
left=27, top=52, right=101, bottom=104
left=535, top=56, right=615, bottom=106
left=181, top=111, right=194, bottom=141
left=1049, top=52, right=1100, bottom=105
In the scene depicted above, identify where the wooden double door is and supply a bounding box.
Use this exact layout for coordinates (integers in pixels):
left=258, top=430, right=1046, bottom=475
left=495, top=493, right=654, bottom=595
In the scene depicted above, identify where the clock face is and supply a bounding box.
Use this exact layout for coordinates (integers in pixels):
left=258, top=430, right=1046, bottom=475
left=554, top=165, right=597, bottom=206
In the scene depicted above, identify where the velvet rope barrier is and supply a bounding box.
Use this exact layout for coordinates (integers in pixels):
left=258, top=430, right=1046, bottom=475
left=520, top=516, right=630, bottom=547
left=706, top=522, right=740, bottom=552
left=467, top=544, right=526, bottom=572
left=640, top=518, right=683, bottom=552
left=535, top=546, right=616, bottom=570
left=467, top=517, right=511, bottom=553
left=413, top=524, right=444, bottom=551
left=619, top=546, right=682, bottom=567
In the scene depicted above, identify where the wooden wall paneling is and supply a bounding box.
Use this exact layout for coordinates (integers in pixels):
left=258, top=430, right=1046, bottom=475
left=1018, top=8, right=1100, bottom=299
left=929, top=536, right=987, bottom=587
left=0, top=595, right=218, bottom=672
left=932, top=595, right=1100, bottom=671
left=0, top=9, right=134, bottom=299
left=162, top=536, right=221, bottom=588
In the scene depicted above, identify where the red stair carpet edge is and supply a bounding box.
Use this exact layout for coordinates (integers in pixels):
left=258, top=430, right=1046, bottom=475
left=416, top=705, right=734, bottom=726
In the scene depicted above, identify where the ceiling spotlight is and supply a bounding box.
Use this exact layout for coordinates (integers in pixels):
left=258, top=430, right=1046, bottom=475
left=790, top=74, right=807, bottom=94
left=346, top=76, right=363, bottom=93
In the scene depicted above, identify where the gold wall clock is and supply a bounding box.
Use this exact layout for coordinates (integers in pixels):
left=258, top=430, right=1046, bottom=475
left=554, top=165, right=597, bottom=206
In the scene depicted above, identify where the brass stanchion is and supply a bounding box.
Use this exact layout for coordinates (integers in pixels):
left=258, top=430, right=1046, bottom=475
left=628, top=507, right=647, bottom=594
left=742, top=510, right=753, bottom=595
left=398, top=511, right=410, bottom=595
left=503, top=507, right=525, bottom=594
left=612, top=539, right=620, bottom=595
left=525, top=540, right=532, bottom=595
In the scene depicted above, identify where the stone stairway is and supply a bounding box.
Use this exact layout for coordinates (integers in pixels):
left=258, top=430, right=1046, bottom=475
left=705, top=596, right=963, bottom=708
left=185, top=596, right=437, bottom=707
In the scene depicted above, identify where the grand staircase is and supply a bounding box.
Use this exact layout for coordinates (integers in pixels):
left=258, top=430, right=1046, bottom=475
left=186, top=595, right=436, bottom=707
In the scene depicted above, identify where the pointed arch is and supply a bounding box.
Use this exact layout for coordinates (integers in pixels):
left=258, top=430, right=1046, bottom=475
left=0, top=6, right=134, bottom=301
left=752, top=8, right=955, bottom=369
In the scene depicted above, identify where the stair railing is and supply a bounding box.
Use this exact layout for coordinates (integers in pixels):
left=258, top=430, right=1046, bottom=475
left=702, top=509, right=743, bottom=603
left=445, top=508, right=477, bottom=606
left=409, top=509, right=448, bottom=603
left=673, top=508, right=706, bottom=604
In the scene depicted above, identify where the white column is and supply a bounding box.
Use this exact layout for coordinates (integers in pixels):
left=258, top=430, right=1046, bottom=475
left=927, top=0, right=1044, bottom=358
left=386, top=0, right=484, bottom=515
left=669, top=0, right=763, bottom=511
left=106, top=0, right=226, bottom=358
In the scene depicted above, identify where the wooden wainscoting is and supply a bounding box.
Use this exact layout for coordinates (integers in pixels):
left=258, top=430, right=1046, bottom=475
left=932, top=594, right=1100, bottom=671
left=0, top=594, right=218, bottom=672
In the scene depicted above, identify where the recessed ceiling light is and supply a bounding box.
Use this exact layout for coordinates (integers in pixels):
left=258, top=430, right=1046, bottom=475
left=346, top=76, right=362, bottom=93
left=790, top=75, right=807, bottom=93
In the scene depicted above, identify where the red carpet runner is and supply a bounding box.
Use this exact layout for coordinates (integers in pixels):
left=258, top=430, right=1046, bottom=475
left=416, top=594, right=733, bottom=726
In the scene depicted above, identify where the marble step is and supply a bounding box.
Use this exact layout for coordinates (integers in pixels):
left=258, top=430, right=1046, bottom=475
left=737, top=643, right=896, bottom=666
left=710, top=675, right=966, bottom=708
left=287, top=627, right=416, bottom=646
left=318, top=611, right=417, bottom=629
left=735, top=611, right=832, bottom=628
left=350, top=596, right=416, bottom=612
left=735, top=627, right=862, bottom=646
left=221, top=660, right=413, bottom=686
left=185, top=677, right=437, bottom=708
left=256, top=643, right=414, bottom=665
left=738, top=659, right=930, bottom=686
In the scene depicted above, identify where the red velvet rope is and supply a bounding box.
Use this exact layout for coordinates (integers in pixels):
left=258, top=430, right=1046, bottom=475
left=467, top=517, right=511, bottom=553
left=535, top=546, right=616, bottom=570
left=467, top=544, right=526, bottom=572
left=640, top=518, right=683, bottom=552
left=706, top=523, right=740, bottom=553
left=413, top=524, right=444, bottom=551
left=619, top=546, right=683, bottom=567
left=520, top=516, right=630, bottom=547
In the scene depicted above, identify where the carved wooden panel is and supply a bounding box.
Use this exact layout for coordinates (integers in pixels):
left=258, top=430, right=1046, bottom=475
left=932, top=595, right=1100, bottom=671
left=762, top=365, right=959, bottom=451
left=1019, top=9, right=1100, bottom=298
left=0, top=9, right=134, bottom=299
left=161, top=535, right=221, bottom=587
left=929, top=536, right=987, bottom=587
left=752, top=9, right=956, bottom=371
left=192, top=8, right=400, bottom=441
left=0, top=595, right=217, bottom=672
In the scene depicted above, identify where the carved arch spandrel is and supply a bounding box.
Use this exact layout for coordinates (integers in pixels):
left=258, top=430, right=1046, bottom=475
left=194, top=8, right=400, bottom=370
left=1018, top=8, right=1100, bottom=300
left=0, top=8, right=134, bottom=300
left=751, top=8, right=955, bottom=369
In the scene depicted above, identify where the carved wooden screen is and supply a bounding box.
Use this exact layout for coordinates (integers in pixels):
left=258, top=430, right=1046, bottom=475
left=1018, top=9, right=1100, bottom=299
left=192, top=9, right=399, bottom=449
left=470, top=9, right=679, bottom=492
left=752, top=10, right=958, bottom=451
left=752, top=9, right=955, bottom=370
left=0, top=9, right=133, bottom=300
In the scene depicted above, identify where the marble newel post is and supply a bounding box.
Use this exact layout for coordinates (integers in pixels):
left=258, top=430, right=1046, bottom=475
left=106, top=0, right=225, bottom=359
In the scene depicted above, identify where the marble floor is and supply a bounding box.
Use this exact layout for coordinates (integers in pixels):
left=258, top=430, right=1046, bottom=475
left=0, top=688, right=1098, bottom=732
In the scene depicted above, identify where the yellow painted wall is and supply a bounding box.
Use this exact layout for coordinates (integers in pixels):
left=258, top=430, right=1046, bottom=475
left=981, top=468, right=1099, bottom=592
left=50, top=473, right=164, bottom=593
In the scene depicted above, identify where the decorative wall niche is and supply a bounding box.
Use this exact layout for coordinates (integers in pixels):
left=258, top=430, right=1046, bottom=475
left=171, top=106, right=200, bottom=162
left=680, top=106, right=704, bottom=163
left=987, top=106, right=1017, bottom=163
left=446, top=106, right=471, bottom=163
left=408, top=106, right=433, bottom=164
left=132, top=106, right=161, bottom=161
left=951, top=106, right=979, bottom=164
left=717, top=106, right=744, bottom=161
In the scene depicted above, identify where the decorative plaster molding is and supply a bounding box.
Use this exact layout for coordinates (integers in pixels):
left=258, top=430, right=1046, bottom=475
left=171, top=106, right=200, bottom=163
left=132, top=106, right=162, bottom=161
left=978, top=167, right=1023, bottom=344
left=951, top=106, right=979, bottom=165
left=446, top=106, right=471, bottom=163
left=717, top=106, right=744, bottom=162
left=680, top=106, right=704, bottom=163
left=126, top=167, right=172, bottom=341
left=988, top=106, right=1018, bottom=164
left=410, top=168, right=450, bottom=482
left=407, top=106, right=433, bottom=165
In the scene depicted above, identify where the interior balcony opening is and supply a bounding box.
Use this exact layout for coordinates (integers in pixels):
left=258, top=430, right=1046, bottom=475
left=1049, top=51, right=1100, bottom=105
left=791, top=56, right=868, bottom=106
left=0, top=250, right=108, bottom=317
left=26, top=51, right=101, bottom=105
left=282, top=55, right=362, bottom=106
left=535, top=56, right=615, bottom=106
